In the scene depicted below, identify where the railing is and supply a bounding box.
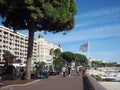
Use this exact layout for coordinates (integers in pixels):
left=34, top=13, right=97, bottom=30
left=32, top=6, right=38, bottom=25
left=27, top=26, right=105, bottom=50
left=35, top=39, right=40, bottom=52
left=83, top=75, right=106, bottom=90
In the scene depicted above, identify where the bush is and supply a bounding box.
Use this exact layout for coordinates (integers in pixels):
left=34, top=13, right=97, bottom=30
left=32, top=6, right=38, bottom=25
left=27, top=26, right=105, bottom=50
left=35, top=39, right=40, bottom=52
left=5, top=65, right=16, bottom=75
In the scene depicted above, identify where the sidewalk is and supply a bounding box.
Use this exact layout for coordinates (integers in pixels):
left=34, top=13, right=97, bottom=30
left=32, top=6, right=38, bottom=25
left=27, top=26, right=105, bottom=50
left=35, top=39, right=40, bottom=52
left=100, top=82, right=120, bottom=90
left=1, top=73, right=83, bottom=90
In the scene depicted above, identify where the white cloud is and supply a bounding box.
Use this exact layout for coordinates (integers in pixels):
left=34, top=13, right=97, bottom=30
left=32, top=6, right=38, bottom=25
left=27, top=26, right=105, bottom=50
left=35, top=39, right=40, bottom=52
left=43, top=7, right=120, bottom=44
left=90, top=52, right=120, bottom=63
left=76, top=7, right=120, bottom=20
left=75, top=7, right=120, bottom=28
left=44, top=24, right=120, bottom=43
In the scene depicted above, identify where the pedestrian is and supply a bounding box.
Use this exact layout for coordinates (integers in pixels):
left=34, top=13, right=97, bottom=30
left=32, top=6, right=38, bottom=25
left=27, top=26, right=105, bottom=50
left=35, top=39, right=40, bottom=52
left=76, top=64, right=80, bottom=75
left=67, top=66, right=71, bottom=77
left=20, top=67, right=25, bottom=80
left=61, top=66, right=66, bottom=77
left=0, top=76, right=2, bottom=87
left=82, top=67, right=86, bottom=76
left=79, top=65, right=83, bottom=75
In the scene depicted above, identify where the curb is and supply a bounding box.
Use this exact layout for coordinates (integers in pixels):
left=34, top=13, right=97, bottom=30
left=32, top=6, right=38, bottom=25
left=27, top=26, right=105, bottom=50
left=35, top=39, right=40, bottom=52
left=1, top=79, right=41, bottom=89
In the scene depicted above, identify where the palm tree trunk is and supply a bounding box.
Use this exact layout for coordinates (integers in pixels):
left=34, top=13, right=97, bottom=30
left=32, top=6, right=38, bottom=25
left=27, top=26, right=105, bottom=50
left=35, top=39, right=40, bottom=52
left=26, top=26, right=35, bottom=80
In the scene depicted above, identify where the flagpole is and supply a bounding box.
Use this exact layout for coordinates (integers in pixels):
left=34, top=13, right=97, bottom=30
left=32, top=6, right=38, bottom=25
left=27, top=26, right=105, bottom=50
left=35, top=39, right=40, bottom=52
left=80, top=42, right=91, bottom=74
left=88, top=40, right=91, bottom=75
left=88, top=40, right=91, bottom=65
left=88, top=41, right=90, bottom=58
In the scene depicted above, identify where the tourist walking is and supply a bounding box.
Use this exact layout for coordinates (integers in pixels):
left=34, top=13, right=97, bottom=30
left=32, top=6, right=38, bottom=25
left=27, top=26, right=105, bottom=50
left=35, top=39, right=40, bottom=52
left=67, top=66, right=71, bottom=77
left=79, top=65, right=83, bottom=75
left=82, top=67, right=86, bottom=76
left=61, top=66, right=66, bottom=77
left=76, top=64, right=80, bottom=75
left=20, top=67, right=25, bottom=80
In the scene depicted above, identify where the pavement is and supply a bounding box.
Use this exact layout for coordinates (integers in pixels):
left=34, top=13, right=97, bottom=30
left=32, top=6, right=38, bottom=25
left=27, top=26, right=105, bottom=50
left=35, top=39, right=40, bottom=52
left=1, top=72, right=83, bottom=90
left=100, top=82, right=120, bottom=90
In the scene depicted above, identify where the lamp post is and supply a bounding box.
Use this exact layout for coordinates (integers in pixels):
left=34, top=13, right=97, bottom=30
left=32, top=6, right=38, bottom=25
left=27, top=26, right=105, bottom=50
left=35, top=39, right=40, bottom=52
left=51, top=50, right=54, bottom=71
left=50, top=48, right=54, bottom=71
left=38, top=44, right=41, bottom=63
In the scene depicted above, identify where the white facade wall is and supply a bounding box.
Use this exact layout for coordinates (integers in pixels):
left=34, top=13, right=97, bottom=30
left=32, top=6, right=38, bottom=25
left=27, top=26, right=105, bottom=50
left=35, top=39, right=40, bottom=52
left=0, top=25, right=62, bottom=65
left=34, top=36, right=62, bottom=64
left=0, top=25, right=28, bottom=62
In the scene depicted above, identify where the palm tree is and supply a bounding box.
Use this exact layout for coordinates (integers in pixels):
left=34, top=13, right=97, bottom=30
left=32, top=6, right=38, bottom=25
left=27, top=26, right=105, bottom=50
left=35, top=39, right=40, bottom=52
left=49, top=48, right=61, bottom=71
left=54, top=48, right=61, bottom=59
left=3, top=50, right=16, bottom=66
left=49, top=48, right=54, bottom=71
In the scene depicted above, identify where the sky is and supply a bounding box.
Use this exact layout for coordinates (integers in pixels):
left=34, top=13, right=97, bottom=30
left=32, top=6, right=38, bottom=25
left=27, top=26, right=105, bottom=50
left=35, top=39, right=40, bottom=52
left=0, top=0, right=120, bottom=63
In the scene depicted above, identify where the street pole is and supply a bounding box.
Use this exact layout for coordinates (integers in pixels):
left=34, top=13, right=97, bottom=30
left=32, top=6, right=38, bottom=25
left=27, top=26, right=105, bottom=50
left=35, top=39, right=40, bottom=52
left=88, top=41, right=92, bottom=75
left=52, top=50, right=54, bottom=71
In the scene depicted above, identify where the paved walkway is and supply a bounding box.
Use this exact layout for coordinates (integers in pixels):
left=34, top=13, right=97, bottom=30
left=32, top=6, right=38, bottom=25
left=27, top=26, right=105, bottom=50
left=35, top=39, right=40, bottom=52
left=1, top=73, right=83, bottom=90
left=100, top=82, right=120, bottom=90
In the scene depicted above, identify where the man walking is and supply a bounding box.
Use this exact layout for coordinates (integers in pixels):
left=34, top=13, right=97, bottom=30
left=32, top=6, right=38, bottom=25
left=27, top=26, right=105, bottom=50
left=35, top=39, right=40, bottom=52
left=61, top=66, right=66, bottom=77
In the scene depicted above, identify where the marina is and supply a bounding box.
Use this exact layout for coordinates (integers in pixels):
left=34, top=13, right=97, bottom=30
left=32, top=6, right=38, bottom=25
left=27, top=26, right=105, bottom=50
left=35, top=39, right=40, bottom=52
left=89, top=67, right=120, bottom=82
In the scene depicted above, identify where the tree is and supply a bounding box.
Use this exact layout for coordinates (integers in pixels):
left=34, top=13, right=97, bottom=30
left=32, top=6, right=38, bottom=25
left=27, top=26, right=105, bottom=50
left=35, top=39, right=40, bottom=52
left=49, top=48, right=54, bottom=71
left=61, top=52, right=75, bottom=63
left=3, top=50, right=16, bottom=66
left=61, top=52, right=88, bottom=66
left=50, top=48, right=54, bottom=56
left=34, top=61, right=45, bottom=68
left=0, top=0, right=77, bottom=80
left=54, top=48, right=61, bottom=59
left=74, top=53, right=88, bottom=65
left=53, top=57, right=67, bottom=71
left=50, top=48, right=61, bottom=61
left=3, top=50, right=16, bottom=75
left=49, top=48, right=61, bottom=71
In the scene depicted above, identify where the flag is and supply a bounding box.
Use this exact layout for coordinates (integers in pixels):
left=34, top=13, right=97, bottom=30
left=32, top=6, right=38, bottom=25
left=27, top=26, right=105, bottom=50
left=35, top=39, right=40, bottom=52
left=80, top=43, right=88, bottom=52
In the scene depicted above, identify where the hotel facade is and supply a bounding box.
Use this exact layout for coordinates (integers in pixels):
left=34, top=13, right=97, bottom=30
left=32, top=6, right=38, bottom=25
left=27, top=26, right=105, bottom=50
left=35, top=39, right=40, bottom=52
left=0, top=25, right=62, bottom=65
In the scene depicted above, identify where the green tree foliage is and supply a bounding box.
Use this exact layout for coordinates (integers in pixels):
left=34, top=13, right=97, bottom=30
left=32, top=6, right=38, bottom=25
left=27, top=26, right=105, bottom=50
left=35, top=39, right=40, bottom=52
left=3, top=50, right=16, bottom=66
left=91, top=60, right=118, bottom=68
left=50, top=48, right=54, bottom=56
left=61, top=52, right=88, bottom=65
left=53, top=57, right=67, bottom=71
left=91, top=61, right=100, bottom=68
left=54, top=48, right=61, bottom=59
left=50, top=48, right=61, bottom=58
left=49, top=48, right=62, bottom=71
left=0, top=0, right=77, bottom=80
left=0, top=0, right=77, bottom=31
left=50, top=48, right=66, bottom=71
left=74, top=53, right=87, bottom=64
left=34, top=61, right=45, bottom=68
left=61, top=52, right=75, bottom=63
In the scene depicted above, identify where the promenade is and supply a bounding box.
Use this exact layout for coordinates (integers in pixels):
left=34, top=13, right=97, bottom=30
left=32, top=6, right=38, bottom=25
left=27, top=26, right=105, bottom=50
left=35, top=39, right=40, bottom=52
left=1, top=73, right=83, bottom=90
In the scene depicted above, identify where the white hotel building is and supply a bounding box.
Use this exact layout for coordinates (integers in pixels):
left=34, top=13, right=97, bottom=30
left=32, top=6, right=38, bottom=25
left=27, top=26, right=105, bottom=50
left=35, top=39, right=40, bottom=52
left=0, top=25, right=62, bottom=65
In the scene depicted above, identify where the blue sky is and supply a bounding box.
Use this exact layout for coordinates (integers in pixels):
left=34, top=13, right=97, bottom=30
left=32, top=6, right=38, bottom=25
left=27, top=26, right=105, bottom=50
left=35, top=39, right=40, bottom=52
left=0, top=0, right=120, bottom=63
